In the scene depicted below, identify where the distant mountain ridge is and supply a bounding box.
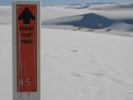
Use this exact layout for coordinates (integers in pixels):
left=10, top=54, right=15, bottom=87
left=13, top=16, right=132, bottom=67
left=70, top=2, right=116, bottom=6
left=87, top=2, right=116, bottom=4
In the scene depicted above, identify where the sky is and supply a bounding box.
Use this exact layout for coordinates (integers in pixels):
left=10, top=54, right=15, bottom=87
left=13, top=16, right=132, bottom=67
left=0, top=0, right=133, bottom=6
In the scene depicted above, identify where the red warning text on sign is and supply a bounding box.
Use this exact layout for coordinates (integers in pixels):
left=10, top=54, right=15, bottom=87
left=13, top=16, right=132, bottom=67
left=16, top=5, right=37, bottom=92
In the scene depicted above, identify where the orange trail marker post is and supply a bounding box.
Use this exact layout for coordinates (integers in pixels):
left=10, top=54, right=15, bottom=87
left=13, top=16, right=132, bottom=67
left=17, top=5, right=37, bottom=92
left=12, top=1, right=41, bottom=100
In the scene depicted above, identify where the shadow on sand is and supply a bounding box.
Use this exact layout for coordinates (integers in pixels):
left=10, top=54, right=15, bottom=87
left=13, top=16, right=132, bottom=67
left=42, top=13, right=133, bottom=29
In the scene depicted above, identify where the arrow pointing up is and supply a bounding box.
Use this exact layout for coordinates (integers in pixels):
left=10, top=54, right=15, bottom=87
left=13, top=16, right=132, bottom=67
left=18, top=7, right=35, bottom=24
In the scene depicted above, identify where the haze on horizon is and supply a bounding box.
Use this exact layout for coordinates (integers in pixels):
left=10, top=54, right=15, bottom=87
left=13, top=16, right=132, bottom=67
left=0, top=0, right=133, bottom=6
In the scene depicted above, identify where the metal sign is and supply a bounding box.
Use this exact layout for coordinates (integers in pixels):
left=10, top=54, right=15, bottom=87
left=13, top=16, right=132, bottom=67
left=12, top=1, right=41, bottom=100
left=17, top=4, right=37, bottom=92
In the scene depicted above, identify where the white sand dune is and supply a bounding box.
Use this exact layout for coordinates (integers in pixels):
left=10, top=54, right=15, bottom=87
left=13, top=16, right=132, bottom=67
left=0, top=6, right=12, bottom=24
left=88, top=4, right=133, bottom=11
left=1, top=5, right=133, bottom=32
left=42, top=10, right=133, bottom=32
left=65, top=3, right=133, bottom=11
